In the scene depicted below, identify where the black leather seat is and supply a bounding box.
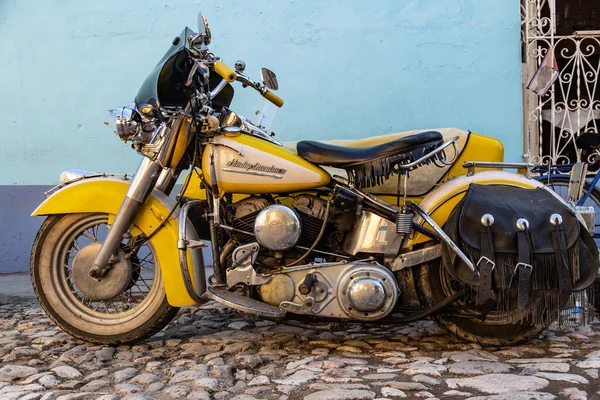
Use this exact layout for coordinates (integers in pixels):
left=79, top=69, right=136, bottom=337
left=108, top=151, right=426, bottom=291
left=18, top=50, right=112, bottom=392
left=296, top=131, right=444, bottom=168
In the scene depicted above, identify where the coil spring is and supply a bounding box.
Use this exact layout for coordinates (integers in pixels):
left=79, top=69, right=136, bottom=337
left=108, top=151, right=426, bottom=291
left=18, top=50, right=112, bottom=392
left=396, top=212, right=414, bottom=235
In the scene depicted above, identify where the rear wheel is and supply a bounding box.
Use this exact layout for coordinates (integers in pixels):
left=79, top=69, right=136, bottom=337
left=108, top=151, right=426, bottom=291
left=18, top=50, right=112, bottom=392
left=31, top=213, right=179, bottom=345
left=417, top=260, right=547, bottom=346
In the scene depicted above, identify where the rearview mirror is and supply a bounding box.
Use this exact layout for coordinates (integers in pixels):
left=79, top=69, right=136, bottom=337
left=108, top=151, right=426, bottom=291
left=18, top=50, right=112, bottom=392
left=261, top=68, right=279, bottom=90
left=197, top=12, right=211, bottom=45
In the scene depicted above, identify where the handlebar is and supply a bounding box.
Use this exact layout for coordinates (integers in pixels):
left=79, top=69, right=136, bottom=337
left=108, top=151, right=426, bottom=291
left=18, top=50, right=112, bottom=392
left=214, top=61, right=237, bottom=82
left=262, top=89, right=284, bottom=108
left=212, top=60, right=284, bottom=108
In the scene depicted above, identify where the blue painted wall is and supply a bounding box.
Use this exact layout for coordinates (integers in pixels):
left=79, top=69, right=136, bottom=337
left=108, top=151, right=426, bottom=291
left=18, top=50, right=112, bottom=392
left=0, top=0, right=522, bottom=186
left=0, top=0, right=522, bottom=273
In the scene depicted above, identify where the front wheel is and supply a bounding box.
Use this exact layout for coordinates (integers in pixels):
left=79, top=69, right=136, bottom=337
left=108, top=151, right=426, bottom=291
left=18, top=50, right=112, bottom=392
left=417, top=261, right=547, bottom=346
left=31, top=213, right=179, bottom=345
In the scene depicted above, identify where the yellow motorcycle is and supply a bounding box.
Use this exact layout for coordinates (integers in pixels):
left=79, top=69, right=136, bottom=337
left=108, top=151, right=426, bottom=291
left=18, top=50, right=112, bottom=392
left=30, top=13, right=598, bottom=345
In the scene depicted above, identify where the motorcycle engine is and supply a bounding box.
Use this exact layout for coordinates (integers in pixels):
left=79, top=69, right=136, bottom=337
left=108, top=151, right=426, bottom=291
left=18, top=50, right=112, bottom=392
left=230, top=194, right=330, bottom=263
left=226, top=194, right=401, bottom=321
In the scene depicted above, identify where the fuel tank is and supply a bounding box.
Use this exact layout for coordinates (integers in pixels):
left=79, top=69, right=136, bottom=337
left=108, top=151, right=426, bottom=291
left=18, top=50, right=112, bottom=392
left=202, top=134, right=331, bottom=194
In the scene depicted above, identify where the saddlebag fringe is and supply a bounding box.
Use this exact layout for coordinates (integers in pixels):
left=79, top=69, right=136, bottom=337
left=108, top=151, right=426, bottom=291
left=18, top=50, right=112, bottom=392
left=463, top=244, right=581, bottom=326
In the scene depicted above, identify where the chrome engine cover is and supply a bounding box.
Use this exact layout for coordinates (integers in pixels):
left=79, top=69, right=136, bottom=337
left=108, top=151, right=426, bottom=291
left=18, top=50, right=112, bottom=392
left=260, top=260, right=400, bottom=321
left=337, top=264, right=398, bottom=320
left=341, top=211, right=404, bottom=257
left=254, top=205, right=301, bottom=251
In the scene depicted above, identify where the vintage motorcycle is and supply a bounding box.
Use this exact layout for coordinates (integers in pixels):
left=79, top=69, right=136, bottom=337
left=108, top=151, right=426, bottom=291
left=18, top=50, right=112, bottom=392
left=31, top=13, right=599, bottom=346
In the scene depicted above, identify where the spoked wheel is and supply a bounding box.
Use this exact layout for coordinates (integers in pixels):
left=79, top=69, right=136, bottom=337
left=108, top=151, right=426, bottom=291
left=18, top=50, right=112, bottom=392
left=417, top=260, right=549, bottom=346
left=31, top=213, right=179, bottom=345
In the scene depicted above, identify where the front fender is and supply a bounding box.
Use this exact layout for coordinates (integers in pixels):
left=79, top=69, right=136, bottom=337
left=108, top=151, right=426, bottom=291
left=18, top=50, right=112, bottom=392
left=32, top=177, right=203, bottom=307
left=409, top=170, right=548, bottom=246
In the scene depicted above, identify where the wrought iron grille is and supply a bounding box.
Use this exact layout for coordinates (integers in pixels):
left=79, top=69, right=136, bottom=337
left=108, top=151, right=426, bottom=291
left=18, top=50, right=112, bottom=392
left=522, top=0, right=600, bottom=165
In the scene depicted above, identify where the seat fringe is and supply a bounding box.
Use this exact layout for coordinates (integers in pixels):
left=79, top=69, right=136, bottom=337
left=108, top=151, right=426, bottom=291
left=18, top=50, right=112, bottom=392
left=345, top=144, right=443, bottom=188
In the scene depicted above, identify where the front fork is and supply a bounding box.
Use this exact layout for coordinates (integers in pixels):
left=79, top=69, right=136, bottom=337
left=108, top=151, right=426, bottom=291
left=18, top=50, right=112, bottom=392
left=89, top=157, right=165, bottom=277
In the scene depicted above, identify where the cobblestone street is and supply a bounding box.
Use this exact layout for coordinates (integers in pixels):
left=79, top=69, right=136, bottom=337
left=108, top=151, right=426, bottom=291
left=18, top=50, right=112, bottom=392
left=1, top=296, right=599, bottom=400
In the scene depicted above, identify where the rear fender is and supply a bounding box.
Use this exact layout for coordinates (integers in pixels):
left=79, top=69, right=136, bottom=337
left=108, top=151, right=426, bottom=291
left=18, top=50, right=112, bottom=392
left=409, top=170, right=548, bottom=246
left=32, top=176, right=203, bottom=307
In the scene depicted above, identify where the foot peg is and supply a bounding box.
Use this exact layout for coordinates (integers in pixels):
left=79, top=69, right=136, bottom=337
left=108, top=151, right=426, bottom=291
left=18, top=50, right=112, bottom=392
left=205, top=286, right=286, bottom=319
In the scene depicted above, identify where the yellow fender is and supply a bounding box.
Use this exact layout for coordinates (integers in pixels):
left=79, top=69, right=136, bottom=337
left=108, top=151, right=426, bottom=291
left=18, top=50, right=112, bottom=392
left=409, top=170, right=549, bottom=246
left=31, top=177, right=203, bottom=307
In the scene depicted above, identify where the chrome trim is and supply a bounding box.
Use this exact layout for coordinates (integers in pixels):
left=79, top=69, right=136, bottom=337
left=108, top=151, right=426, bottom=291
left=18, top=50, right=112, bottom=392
left=178, top=201, right=210, bottom=251
left=210, top=79, right=228, bottom=99
left=222, top=167, right=283, bottom=179
left=477, top=256, right=495, bottom=270
left=516, top=218, right=530, bottom=231
left=234, top=60, right=246, bottom=72
left=126, top=158, right=162, bottom=203
left=550, top=214, right=563, bottom=226
left=254, top=205, right=301, bottom=251
left=155, top=168, right=180, bottom=195
left=227, top=264, right=272, bottom=288
left=261, top=68, right=279, bottom=90
left=396, top=136, right=460, bottom=170
left=389, top=245, right=442, bottom=272
left=47, top=172, right=130, bottom=197
left=337, top=264, right=398, bottom=319
left=575, top=206, right=595, bottom=234
left=178, top=200, right=209, bottom=302
left=59, top=169, right=103, bottom=184
left=199, top=12, right=211, bottom=45
left=462, top=161, right=536, bottom=177
left=341, top=210, right=403, bottom=256
left=137, top=122, right=172, bottom=164
left=108, top=104, right=139, bottom=142
left=409, top=201, right=477, bottom=275
left=219, top=108, right=282, bottom=146
left=280, top=296, right=316, bottom=314
left=205, top=286, right=286, bottom=319
left=238, top=115, right=283, bottom=146
left=185, top=61, right=200, bottom=87
left=91, top=158, right=162, bottom=276
left=481, top=214, right=495, bottom=226
left=226, top=243, right=272, bottom=288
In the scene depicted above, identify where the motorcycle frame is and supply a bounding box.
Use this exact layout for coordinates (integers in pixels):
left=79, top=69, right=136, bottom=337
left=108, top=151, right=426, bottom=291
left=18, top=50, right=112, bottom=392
left=33, top=125, right=555, bottom=308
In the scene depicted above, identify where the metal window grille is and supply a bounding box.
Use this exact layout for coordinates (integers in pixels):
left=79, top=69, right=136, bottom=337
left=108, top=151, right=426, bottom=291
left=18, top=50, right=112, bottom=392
left=522, top=0, right=600, bottom=165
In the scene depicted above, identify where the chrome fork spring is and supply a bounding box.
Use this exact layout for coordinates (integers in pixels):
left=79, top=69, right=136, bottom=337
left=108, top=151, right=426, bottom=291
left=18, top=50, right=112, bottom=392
left=396, top=212, right=414, bottom=235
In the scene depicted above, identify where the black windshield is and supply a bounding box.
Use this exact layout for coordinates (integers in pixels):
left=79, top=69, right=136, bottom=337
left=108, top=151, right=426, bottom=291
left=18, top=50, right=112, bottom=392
left=134, top=26, right=234, bottom=116
left=135, top=27, right=195, bottom=115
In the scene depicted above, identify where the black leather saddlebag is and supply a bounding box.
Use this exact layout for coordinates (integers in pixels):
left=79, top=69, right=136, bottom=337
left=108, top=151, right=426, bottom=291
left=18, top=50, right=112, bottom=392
left=442, top=184, right=599, bottom=324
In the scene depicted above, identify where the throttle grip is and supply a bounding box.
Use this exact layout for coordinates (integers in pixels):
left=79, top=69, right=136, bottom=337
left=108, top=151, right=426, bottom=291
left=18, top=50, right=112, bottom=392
left=263, top=90, right=284, bottom=108
left=214, top=61, right=237, bottom=82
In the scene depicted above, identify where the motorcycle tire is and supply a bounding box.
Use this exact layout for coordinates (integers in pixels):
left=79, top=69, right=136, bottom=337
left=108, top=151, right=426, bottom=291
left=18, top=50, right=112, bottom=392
left=30, top=213, right=179, bottom=345
left=417, top=260, right=546, bottom=346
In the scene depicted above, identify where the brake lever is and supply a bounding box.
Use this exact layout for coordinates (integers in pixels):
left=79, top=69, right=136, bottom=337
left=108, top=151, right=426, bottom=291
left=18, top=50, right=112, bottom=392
left=236, top=72, right=260, bottom=91
left=185, top=62, right=199, bottom=87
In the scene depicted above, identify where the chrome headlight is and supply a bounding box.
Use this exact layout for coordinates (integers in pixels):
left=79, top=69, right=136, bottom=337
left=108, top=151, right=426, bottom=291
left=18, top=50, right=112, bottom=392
left=108, top=104, right=140, bottom=142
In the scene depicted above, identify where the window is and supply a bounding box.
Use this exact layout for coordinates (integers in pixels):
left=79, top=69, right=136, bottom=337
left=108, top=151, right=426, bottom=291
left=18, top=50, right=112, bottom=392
left=555, top=0, right=600, bottom=35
